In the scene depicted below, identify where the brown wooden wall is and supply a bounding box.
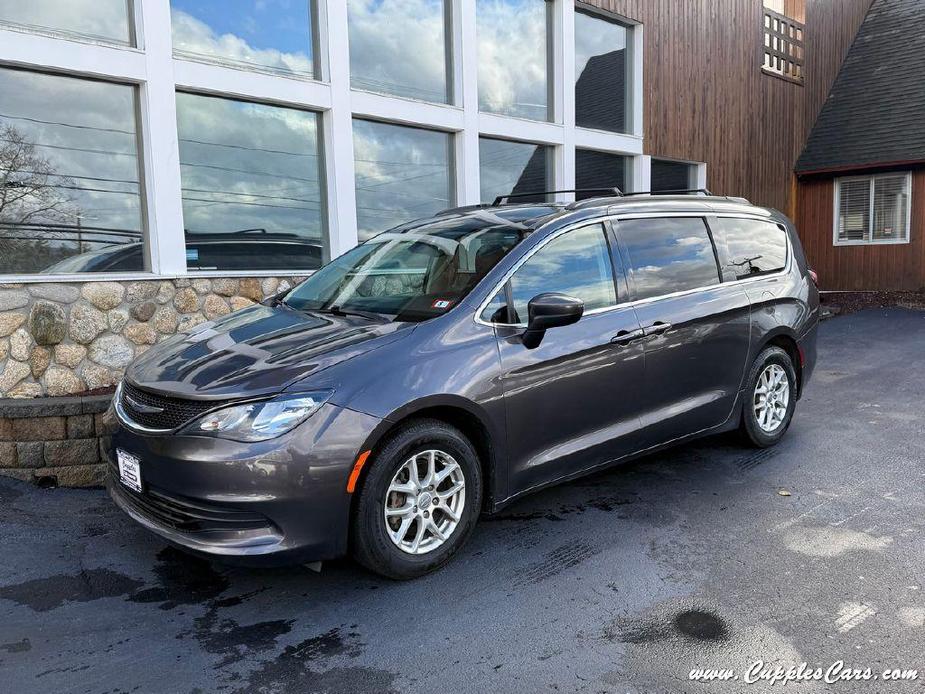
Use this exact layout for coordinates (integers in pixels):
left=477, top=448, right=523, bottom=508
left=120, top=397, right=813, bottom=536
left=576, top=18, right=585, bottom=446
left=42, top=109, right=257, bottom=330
left=582, top=0, right=871, bottom=213
left=796, top=171, right=925, bottom=291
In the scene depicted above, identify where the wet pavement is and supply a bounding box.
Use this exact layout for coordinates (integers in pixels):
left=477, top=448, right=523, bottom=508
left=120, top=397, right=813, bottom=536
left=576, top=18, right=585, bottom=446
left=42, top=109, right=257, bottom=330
left=2, top=308, right=924, bottom=693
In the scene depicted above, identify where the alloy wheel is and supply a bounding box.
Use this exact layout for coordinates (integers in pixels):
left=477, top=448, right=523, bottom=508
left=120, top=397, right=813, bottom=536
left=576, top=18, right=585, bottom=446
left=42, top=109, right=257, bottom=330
left=384, top=449, right=466, bottom=555
left=753, top=363, right=790, bottom=432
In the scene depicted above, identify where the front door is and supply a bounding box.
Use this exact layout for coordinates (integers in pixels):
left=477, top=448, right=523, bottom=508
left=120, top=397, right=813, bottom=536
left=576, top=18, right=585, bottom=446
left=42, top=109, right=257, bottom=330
left=481, top=223, right=647, bottom=495
left=614, top=215, right=751, bottom=445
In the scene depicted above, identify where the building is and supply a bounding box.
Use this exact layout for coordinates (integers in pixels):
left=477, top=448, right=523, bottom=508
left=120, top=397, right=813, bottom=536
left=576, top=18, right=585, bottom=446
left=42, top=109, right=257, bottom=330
left=795, top=0, right=925, bottom=290
left=0, top=0, right=879, bottom=482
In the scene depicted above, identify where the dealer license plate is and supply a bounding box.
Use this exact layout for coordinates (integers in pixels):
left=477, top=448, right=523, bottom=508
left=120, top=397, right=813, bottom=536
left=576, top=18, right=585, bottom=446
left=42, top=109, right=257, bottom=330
left=117, top=449, right=143, bottom=493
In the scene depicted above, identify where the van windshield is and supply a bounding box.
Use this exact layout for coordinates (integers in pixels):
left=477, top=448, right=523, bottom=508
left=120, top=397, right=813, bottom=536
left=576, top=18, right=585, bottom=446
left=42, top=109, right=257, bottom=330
left=283, top=213, right=533, bottom=322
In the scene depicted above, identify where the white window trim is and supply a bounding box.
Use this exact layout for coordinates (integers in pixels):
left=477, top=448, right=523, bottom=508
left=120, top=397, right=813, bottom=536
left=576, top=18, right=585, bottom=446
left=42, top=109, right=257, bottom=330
left=0, top=0, right=649, bottom=283
left=832, top=172, right=913, bottom=247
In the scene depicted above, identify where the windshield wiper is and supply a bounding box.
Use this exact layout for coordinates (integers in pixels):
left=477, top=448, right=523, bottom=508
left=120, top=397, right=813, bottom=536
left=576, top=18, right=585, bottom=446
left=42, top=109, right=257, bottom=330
left=323, top=305, right=388, bottom=321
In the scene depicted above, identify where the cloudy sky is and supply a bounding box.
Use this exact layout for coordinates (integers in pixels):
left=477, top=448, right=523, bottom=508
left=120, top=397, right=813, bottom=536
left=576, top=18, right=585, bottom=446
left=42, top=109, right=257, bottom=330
left=0, top=0, right=131, bottom=44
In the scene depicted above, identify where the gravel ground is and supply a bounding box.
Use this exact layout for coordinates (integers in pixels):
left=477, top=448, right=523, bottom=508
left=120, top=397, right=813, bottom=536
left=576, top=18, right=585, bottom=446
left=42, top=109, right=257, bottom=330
left=2, top=308, right=924, bottom=694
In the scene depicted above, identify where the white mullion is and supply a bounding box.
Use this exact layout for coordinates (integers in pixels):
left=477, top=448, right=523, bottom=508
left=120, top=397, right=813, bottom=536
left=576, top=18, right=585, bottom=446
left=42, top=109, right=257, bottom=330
left=630, top=22, right=644, bottom=139
left=321, top=0, right=358, bottom=259
left=868, top=176, right=875, bottom=243
left=632, top=154, right=651, bottom=194
left=555, top=0, right=576, bottom=200
left=0, top=28, right=146, bottom=81
left=454, top=0, right=480, bottom=205
left=139, top=0, right=186, bottom=275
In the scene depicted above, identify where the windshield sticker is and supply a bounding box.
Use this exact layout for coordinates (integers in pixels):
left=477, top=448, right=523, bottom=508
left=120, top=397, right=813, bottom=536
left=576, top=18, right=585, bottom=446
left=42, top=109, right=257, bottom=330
left=432, top=299, right=453, bottom=310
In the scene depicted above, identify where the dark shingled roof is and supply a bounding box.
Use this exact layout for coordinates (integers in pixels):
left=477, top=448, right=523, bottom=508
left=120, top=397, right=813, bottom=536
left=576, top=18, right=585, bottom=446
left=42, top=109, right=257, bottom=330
left=796, top=0, right=925, bottom=174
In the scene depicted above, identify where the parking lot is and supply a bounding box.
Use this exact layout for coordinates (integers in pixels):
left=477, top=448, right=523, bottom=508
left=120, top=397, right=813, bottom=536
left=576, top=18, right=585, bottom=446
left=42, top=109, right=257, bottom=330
left=2, top=307, right=924, bottom=693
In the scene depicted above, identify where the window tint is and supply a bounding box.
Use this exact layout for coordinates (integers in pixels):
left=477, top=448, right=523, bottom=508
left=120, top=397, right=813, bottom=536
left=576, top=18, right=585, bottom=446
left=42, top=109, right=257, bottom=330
left=717, top=218, right=788, bottom=279
left=618, top=217, right=719, bottom=300
left=482, top=224, right=616, bottom=324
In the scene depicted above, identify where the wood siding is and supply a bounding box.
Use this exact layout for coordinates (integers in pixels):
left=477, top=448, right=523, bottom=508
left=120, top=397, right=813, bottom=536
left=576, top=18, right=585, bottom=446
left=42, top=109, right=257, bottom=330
left=581, top=0, right=871, bottom=213
left=796, top=171, right=925, bottom=291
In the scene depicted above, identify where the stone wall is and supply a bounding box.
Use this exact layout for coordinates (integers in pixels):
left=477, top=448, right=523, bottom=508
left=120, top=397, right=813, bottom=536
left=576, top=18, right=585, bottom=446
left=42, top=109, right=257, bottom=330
left=0, top=393, right=114, bottom=487
left=0, top=276, right=305, bottom=399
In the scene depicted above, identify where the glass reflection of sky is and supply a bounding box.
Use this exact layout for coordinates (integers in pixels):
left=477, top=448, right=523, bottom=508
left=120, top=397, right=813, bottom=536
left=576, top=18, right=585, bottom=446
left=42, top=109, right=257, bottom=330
left=620, top=218, right=720, bottom=300
left=0, top=0, right=132, bottom=45
left=353, top=119, right=452, bottom=241
left=574, top=11, right=626, bottom=80
left=348, top=0, right=449, bottom=104
left=509, top=225, right=616, bottom=318
left=175, top=93, right=323, bottom=264
left=718, top=218, right=787, bottom=278
left=0, top=67, right=142, bottom=273
left=171, top=0, right=316, bottom=77
left=477, top=0, right=549, bottom=121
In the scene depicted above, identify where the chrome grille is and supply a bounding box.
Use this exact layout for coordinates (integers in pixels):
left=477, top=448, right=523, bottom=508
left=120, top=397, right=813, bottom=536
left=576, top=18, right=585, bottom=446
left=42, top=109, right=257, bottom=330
left=119, top=380, right=232, bottom=431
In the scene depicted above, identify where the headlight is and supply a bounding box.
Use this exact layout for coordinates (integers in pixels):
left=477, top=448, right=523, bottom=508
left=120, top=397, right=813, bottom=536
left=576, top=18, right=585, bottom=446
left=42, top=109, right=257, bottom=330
left=189, top=391, right=333, bottom=442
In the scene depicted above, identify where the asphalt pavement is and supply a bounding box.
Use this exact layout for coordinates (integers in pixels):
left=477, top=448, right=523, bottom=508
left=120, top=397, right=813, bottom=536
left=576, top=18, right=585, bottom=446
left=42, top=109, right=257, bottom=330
left=2, top=308, right=924, bottom=693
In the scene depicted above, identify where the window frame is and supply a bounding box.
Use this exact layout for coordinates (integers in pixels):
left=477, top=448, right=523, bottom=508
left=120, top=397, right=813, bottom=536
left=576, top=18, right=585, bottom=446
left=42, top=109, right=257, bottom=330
left=832, top=172, right=913, bottom=247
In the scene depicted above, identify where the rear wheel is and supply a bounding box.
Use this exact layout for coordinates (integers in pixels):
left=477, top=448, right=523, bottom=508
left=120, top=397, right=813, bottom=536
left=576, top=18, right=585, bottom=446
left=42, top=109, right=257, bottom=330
left=351, top=419, right=482, bottom=579
left=740, top=346, right=797, bottom=447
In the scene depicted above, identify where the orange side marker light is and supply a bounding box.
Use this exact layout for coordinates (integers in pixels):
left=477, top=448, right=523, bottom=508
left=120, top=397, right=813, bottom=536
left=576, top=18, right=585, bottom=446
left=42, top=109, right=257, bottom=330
left=346, top=450, right=372, bottom=493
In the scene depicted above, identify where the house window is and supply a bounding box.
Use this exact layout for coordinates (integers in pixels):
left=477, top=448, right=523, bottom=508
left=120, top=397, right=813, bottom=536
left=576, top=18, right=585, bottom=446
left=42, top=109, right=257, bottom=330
left=834, top=173, right=912, bottom=245
left=651, top=158, right=698, bottom=192
left=170, top=1, right=320, bottom=79
left=576, top=149, right=629, bottom=199
left=0, top=67, right=145, bottom=275
left=175, top=93, right=325, bottom=271
left=348, top=0, right=451, bottom=104
left=0, top=0, right=134, bottom=46
left=762, top=0, right=804, bottom=84
left=479, top=138, right=552, bottom=204
left=574, top=7, right=631, bottom=134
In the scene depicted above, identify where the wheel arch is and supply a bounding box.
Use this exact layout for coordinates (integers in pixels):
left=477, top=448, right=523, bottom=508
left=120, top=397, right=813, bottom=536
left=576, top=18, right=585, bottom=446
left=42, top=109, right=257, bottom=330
left=350, top=396, right=503, bottom=522
left=758, top=329, right=803, bottom=396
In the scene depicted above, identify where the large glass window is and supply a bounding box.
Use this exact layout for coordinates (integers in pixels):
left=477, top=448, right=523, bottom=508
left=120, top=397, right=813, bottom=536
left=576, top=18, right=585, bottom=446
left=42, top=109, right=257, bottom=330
left=0, top=68, right=144, bottom=275
left=170, top=1, right=318, bottom=78
left=175, top=93, right=324, bottom=271
left=476, top=0, right=551, bottom=121
left=353, top=120, right=453, bottom=241
left=835, top=174, right=911, bottom=244
left=716, top=218, right=788, bottom=279
left=576, top=149, right=629, bottom=199
left=482, top=224, right=616, bottom=324
left=348, top=0, right=450, bottom=104
left=575, top=9, right=630, bottom=133
left=479, top=138, right=551, bottom=204
left=618, top=217, right=720, bottom=300
left=0, top=0, right=133, bottom=46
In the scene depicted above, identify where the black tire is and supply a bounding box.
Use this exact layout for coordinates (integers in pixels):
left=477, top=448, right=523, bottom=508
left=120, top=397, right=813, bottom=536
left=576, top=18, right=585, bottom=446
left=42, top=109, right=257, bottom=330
left=351, top=419, right=483, bottom=580
left=740, top=346, right=798, bottom=448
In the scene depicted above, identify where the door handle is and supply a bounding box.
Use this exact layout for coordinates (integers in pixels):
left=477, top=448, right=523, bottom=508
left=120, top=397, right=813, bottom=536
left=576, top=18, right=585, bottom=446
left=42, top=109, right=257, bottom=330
left=643, top=321, right=672, bottom=336
left=610, top=328, right=645, bottom=345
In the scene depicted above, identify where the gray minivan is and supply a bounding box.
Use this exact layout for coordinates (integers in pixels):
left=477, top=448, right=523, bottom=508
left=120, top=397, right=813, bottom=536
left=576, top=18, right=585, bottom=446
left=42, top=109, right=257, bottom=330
left=107, top=191, right=819, bottom=579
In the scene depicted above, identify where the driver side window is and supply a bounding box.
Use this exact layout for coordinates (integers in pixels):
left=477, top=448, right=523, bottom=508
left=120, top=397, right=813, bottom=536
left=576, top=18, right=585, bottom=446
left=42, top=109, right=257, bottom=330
left=481, top=223, right=617, bottom=324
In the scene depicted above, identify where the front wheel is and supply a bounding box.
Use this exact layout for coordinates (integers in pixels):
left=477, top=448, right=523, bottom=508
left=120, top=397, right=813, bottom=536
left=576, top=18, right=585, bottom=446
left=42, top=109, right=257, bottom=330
left=740, top=346, right=797, bottom=447
left=351, top=419, right=482, bottom=580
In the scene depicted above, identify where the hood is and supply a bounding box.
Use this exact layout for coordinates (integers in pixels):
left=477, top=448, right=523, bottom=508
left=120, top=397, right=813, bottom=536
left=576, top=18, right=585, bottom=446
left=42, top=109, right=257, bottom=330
left=126, top=304, right=412, bottom=399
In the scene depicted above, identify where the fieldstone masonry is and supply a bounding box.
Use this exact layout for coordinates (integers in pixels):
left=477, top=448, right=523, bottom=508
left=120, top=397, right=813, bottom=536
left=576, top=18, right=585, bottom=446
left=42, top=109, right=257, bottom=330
left=0, top=276, right=305, bottom=486
left=0, top=276, right=305, bottom=399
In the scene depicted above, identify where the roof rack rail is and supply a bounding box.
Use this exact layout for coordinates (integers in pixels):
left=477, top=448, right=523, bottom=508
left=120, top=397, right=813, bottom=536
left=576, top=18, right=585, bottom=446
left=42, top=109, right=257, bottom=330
left=492, top=187, right=623, bottom=206
left=621, top=188, right=713, bottom=197
left=435, top=202, right=495, bottom=216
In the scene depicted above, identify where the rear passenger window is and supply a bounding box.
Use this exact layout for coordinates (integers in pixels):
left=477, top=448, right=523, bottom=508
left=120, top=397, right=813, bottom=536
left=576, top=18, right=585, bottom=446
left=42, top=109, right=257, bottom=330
left=617, top=217, right=720, bottom=300
left=717, top=218, right=788, bottom=279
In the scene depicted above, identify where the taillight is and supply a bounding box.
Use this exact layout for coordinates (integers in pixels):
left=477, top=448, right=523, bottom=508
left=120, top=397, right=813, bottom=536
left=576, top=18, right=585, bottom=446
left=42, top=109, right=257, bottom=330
left=808, top=268, right=818, bottom=285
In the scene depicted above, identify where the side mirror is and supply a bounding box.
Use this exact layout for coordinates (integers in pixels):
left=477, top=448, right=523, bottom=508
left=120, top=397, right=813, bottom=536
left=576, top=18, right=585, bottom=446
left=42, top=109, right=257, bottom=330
left=522, top=292, right=584, bottom=348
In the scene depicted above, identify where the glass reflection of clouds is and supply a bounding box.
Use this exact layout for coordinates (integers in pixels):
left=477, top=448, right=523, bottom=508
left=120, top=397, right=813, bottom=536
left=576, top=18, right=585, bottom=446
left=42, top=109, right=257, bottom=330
left=479, top=138, right=550, bottom=204
left=619, top=218, right=720, bottom=300
left=0, top=67, right=143, bottom=274
left=0, top=0, right=133, bottom=46
left=175, top=93, right=324, bottom=271
left=352, top=119, right=452, bottom=242
left=171, top=0, right=317, bottom=78
left=477, top=0, right=550, bottom=122
left=509, top=225, right=616, bottom=319
left=348, top=0, right=449, bottom=104
left=717, top=218, right=787, bottom=278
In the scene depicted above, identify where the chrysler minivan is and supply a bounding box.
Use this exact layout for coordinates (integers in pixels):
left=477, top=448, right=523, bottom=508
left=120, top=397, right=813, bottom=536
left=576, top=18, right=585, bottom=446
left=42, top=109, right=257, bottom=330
left=107, top=191, right=818, bottom=579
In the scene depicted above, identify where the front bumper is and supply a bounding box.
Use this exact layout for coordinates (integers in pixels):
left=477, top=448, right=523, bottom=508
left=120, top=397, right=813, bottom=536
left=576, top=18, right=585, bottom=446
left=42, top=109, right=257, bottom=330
left=105, top=402, right=382, bottom=566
